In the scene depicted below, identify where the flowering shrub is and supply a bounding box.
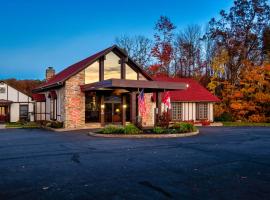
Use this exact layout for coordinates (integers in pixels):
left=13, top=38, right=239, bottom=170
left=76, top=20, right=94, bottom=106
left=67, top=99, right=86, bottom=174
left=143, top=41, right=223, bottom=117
left=248, top=114, right=266, bottom=123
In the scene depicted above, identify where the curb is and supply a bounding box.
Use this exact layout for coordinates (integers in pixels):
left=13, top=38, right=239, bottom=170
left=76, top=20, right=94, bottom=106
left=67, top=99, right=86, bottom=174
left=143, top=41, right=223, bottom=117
left=88, top=130, right=199, bottom=139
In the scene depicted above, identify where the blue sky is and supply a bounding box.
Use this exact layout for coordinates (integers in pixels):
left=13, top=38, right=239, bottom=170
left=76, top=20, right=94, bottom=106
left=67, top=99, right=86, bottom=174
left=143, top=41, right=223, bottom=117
left=0, top=0, right=233, bottom=80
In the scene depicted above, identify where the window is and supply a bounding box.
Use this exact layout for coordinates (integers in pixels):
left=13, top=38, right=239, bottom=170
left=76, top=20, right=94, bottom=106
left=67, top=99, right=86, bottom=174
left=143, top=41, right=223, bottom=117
left=104, top=52, right=121, bottom=80
left=19, top=105, right=29, bottom=121
left=196, top=103, right=208, bottom=120
left=85, top=61, right=99, bottom=84
left=171, top=102, right=182, bottom=121
left=138, top=73, right=147, bottom=80
left=0, top=87, right=5, bottom=93
left=126, top=64, right=137, bottom=80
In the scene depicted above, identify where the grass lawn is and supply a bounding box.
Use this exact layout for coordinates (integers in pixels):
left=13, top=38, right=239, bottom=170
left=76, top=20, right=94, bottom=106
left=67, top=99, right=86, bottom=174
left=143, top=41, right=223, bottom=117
left=222, top=122, right=270, bottom=127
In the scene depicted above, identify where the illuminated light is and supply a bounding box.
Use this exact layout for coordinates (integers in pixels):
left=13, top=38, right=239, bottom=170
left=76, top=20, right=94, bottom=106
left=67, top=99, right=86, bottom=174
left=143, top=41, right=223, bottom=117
left=101, top=104, right=105, bottom=109
left=115, top=108, right=120, bottom=113
left=123, top=104, right=127, bottom=109
left=186, top=84, right=189, bottom=88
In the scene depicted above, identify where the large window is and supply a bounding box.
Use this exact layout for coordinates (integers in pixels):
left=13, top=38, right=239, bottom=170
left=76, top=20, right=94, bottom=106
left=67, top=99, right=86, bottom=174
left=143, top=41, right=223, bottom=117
left=19, top=105, right=29, bottom=121
left=85, top=93, right=100, bottom=122
left=85, top=61, right=99, bottom=84
left=138, top=73, right=147, bottom=80
left=171, top=102, right=182, bottom=121
left=196, top=103, right=208, bottom=120
left=126, top=64, right=137, bottom=80
left=104, top=52, right=121, bottom=80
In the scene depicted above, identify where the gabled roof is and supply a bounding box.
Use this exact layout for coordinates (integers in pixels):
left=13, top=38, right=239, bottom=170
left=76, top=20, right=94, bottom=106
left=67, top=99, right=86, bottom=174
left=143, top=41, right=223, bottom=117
left=154, top=76, right=220, bottom=102
left=34, top=45, right=152, bottom=92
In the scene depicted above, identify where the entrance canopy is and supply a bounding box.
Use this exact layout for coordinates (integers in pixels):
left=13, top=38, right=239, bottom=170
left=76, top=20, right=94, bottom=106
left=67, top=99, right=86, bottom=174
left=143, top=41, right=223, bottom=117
left=0, top=99, right=13, bottom=106
left=81, top=79, right=187, bottom=93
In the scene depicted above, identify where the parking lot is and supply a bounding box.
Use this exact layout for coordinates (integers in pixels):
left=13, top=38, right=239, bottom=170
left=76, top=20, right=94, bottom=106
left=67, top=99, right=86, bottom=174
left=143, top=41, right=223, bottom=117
left=0, top=127, right=270, bottom=200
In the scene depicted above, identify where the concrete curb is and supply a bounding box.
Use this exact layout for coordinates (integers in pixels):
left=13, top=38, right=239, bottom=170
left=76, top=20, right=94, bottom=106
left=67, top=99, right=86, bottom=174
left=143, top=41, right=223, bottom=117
left=88, top=130, right=199, bottom=139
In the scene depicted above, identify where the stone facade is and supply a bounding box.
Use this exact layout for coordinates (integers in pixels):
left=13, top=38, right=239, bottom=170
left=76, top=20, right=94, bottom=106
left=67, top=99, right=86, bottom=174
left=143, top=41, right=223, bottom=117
left=64, top=71, right=85, bottom=128
left=141, top=93, right=155, bottom=127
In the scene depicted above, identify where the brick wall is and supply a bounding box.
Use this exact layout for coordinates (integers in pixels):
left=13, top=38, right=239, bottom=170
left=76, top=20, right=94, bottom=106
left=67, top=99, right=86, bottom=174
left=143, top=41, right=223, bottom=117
left=64, top=71, right=85, bottom=128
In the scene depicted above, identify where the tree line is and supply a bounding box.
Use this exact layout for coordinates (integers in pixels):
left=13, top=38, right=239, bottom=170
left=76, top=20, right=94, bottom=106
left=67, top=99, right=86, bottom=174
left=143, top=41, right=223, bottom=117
left=116, top=0, right=270, bottom=122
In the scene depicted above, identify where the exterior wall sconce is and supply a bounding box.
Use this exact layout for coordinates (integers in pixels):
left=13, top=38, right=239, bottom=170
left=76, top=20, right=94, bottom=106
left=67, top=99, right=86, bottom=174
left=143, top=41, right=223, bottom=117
left=123, top=104, right=127, bottom=109
left=101, top=104, right=105, bottom=109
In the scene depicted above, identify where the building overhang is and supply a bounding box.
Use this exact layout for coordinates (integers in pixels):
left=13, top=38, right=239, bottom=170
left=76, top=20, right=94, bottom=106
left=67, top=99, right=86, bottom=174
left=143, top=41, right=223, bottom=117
left=80, top=79, right=187, bottom=93
left=0, top=99, right=13, bottom=106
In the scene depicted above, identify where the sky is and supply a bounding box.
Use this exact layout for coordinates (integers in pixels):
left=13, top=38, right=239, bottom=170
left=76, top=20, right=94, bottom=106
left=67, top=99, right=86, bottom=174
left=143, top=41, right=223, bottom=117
left=0, top=0, right=233, bottom=80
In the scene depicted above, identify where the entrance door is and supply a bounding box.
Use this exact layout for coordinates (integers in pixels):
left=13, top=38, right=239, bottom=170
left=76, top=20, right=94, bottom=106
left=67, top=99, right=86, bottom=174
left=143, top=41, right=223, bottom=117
left=0, top=106, right=7, bottom=122
left=105, top=103, right=122, bottom=123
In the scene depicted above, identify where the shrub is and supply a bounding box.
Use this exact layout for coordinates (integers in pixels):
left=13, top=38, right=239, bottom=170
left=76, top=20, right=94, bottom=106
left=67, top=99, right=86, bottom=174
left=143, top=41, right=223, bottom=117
left=124, top=124, right=141, bottom=134
left=102, top=125, right=124, bottom=134
left=157, top=111, right=171, bottom=128
left=50, top=121, right=64, bottom=129
left=215, top=112, right=233, bottom=122
left=164, top=128, right=177, bottom=134
left=23, top=122, right=40, bottom=128
left=153, top=126, right=165, bottom=134
left=172, top=122, right=197, bottom=133
left=248, top=114, right=266, bottom=123
left=201, top=120, right=211, bottom=126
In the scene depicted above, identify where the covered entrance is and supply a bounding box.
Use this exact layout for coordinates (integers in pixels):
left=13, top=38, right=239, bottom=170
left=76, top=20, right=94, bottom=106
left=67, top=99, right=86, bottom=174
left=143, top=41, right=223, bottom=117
left=82, top=79, right=187, bottom=127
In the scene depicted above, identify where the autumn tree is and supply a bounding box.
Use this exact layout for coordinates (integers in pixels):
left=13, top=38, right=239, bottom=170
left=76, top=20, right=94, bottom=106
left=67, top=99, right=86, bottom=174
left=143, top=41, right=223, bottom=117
left=4, top=79, right=44, bottom=95
left=207, top=0, right=270, bottom=83
left=150, top=16, right=176, bottom=75
left=115, top=35, right=152, bottom=68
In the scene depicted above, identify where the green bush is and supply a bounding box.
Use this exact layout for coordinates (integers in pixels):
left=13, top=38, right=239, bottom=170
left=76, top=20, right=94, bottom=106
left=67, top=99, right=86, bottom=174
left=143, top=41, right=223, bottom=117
left=124, top=124, right=141, bottom=134
left=23, top=122, right=40, bottom=128
left=102, top=125, right=124, bottom=134
left=171, top=122, right=197, bottom=133
left=215, top=112, right=233, bottom=122
left=153, top=126, right=165, bottom=134
left=50, top=121, right=64, bottom=129
left=164, top=128, right=177, bottom=134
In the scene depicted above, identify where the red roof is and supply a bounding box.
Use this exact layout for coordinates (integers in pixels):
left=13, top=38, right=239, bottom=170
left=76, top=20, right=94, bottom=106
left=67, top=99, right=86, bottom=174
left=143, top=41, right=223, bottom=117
left=154, top=76, right=220, bottom=102
left=32, top=94, right=46, bottom=102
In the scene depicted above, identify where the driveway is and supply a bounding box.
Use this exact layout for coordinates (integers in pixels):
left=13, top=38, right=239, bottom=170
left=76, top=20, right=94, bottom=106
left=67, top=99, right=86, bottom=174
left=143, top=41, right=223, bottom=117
left=0, top=127, right=270, bottom=200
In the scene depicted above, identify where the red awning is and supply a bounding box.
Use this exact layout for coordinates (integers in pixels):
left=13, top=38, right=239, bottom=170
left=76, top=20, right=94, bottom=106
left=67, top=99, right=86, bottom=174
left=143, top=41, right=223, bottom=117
left=48, top=91, right=57, bottom=99
left=32, top=94, right=46, bottom=102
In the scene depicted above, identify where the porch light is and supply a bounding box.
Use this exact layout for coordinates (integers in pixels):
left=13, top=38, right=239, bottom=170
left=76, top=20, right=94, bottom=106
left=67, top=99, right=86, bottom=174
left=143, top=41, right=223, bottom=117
left=123, top=104, right=127, bottom=109
left=101, top=104, right=105, bottom=109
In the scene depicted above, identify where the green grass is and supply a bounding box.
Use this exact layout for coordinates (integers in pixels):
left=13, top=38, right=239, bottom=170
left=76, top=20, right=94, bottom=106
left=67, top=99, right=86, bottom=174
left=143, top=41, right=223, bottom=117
left=222, top=122, right=270, bottom=127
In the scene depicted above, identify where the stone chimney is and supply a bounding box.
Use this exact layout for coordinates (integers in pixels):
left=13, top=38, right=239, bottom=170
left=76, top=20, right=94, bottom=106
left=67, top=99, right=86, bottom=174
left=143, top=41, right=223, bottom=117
left=46, top=67, right=55, bottom=81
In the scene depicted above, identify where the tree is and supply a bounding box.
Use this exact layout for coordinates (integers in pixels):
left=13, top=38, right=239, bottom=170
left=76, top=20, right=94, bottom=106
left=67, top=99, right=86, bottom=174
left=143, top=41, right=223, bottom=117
left=4, top=79, right=44, bottom=95
left=150, top=16, right=176, bottom=75
left=263, top=26, right=270, bottom=63
left=207, top=0, right=270, bottom=83
left=115, top=35, right=152, bottom=68
left=174, top=24, right=202, bottom=77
